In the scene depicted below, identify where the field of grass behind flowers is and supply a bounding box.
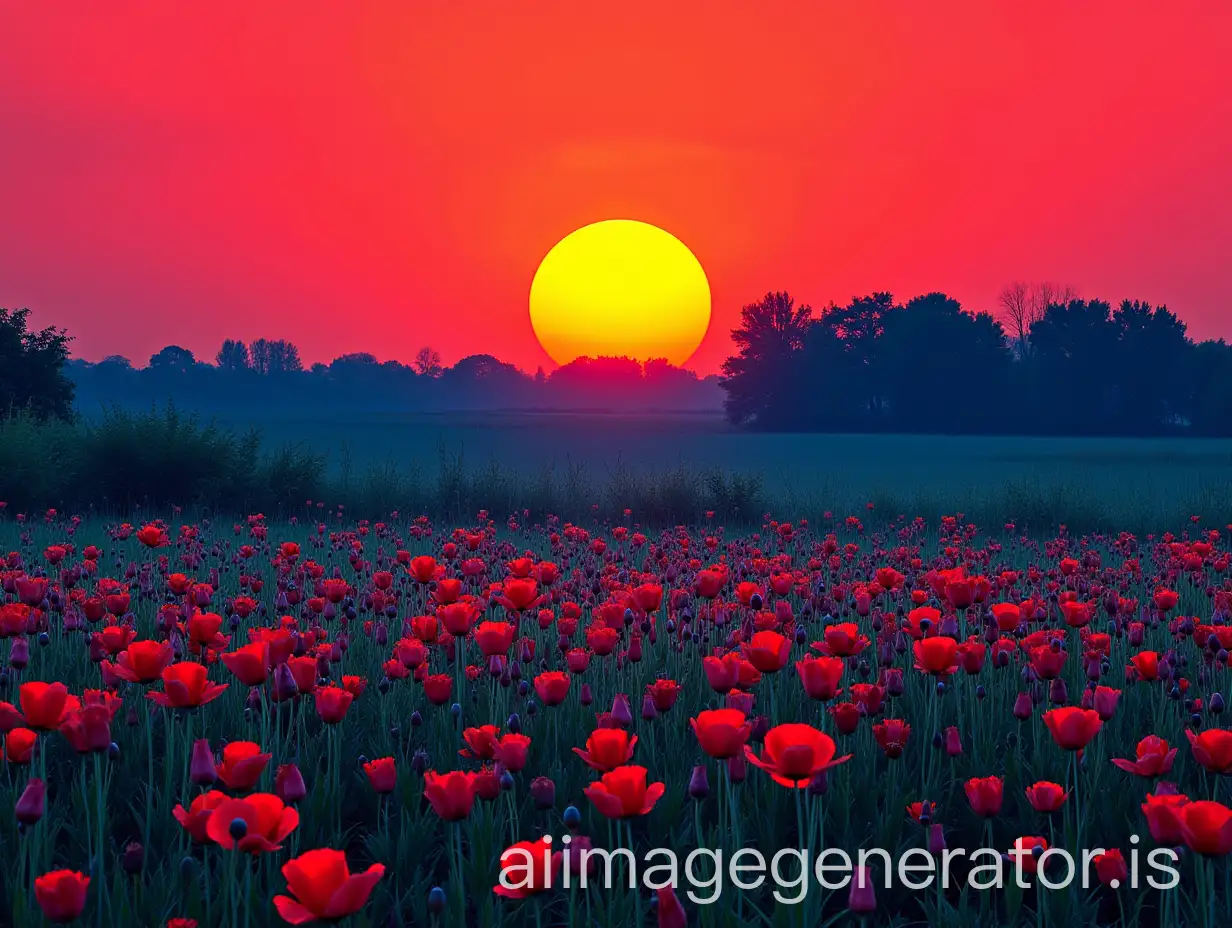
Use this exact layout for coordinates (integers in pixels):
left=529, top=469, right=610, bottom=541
left=1, top=509, right=1232, bottom=927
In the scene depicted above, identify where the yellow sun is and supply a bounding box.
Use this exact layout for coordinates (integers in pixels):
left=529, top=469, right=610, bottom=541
left=529, top=219, right=711, bottom=366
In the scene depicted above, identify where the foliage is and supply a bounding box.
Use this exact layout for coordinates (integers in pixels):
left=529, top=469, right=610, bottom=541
left=0, top=307, right=75, bottom=420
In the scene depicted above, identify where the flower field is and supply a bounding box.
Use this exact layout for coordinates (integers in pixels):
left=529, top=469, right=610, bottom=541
left=2, top=508, right=1232, bottom=926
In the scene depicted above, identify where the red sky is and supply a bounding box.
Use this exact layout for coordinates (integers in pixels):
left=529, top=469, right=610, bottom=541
left=3, top=2, right=1230, bottom=374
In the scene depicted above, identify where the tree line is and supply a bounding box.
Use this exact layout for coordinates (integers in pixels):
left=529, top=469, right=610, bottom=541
left=718, top=284, right=1232, bottom=436
left=67, top=340, right=722, bottom=416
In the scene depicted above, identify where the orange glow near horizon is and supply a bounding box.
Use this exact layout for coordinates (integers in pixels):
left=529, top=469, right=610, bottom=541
left=1, top=3, right=1231, bottom=374
left=529, top=220, right=711, bottom=366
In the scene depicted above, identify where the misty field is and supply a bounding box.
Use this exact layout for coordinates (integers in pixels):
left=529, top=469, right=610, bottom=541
left=215, top=411, right=1232, bottom=531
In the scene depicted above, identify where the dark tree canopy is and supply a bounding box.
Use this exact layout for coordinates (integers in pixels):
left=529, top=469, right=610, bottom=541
left=0, top=307, right=75, bottom=420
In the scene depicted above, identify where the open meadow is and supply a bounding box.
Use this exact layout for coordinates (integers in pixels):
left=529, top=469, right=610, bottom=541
left=2, top=493, right=1231, bottom=926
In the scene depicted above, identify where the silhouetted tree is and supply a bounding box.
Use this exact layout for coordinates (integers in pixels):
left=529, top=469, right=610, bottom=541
left=331, top=352, right=378, bottom=367
left=216, top=339, right=251, bottom=371
left=148, top=345, right=197, bottom=373
left=250, top=338, right=302, bottom=375
left=875, top=293, right=1011, bottom=431
left=0, top=307, right=75, bottom=420
left=998, top=281, right=1078, bottom=359
left=99, top=355, right=133, bottom=369
left=720, top=292, right=813, bottom=426
left=414, top=346, right=444, bottom=378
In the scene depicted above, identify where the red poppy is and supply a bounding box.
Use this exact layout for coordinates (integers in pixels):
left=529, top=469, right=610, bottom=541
left=493, top=733, right=531, bottom=773
left=273, top=849, right=385, bottom=925
left=583, top=765, right=666, bottom=819
left=744, top=723, right=851, bottom=788
left=1093, top=850, right=1128, bottom=887
left=460, top=725, right=501, bottom=761
left=475, top=621, right=515, bottom=657
left=646, top=679, right=681, bottom=712
left=533, top=671, right=570, bottom=706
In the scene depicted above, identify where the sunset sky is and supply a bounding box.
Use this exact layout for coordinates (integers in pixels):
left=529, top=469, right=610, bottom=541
left=3, top=2, right=1231, bottom=373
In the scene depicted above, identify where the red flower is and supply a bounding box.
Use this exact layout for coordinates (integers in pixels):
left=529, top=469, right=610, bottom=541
left=533, top=671, right=570, bottom=706
left=1008, top=837, right=1049, bottom=874
left=4, top=727, right=36, bottom=764
left=34, top=870, right=89, bottom=923
left=1181, top=801, right=1232, bottom=856
left=690, top=709, right=752, bottom=759
left=1112, top=736, right=1177, bottom=778
left=912, top=637, right=959, bottom=676
left=1093, top=850, right=1128, bottom=887
left=1024, top=781, right=1068, bottom=813
left=110, top=639, right=175, bottom=684
left=645, top=679, right=681, bottom=712
left=1042, top=707, right=1102, bottom=751
left=423, top=674, right=452, bottom=705
left=423, top=770, right=478, bottom=821
left=796, top=657, right=843, bottom=701
left=221, top=643, right=270, bottom=686
left=965, top=776, right=1004, bottom=817
left=492, top=733, right=531, bottom=773
left=364, top=757, right=397, bottom=794
left=811, top=623, right=868, bottom=657
left=215, top=741, right=272, bottom=791
left=173, top=791, right=229, bottom=843
left=744, top=723, right=851, bottom=788
left=1141, top=792, right=1190, bottom=845
left=1186, top=729, right=1232, bottom=774
left=872, top=719, right=911, bottom=759
left=147, top=662, right=228, bottom=708
left=314, top=686, right=354, bottom=724
left=273, top=849, right=384, bottom=925
left=460, top=725, right=501, bottom=761
left=493, top=840, right=561, bottom=899
left=19, top=682, right=79, bottom=731
left=573, top=728, right=637, bottom=772
left=206, top=793, right=299, bottom=853
left=58, top=705, right=113, bottom=753
left=475, top=621, right=515, bottom=657
left=1129, top=651, right=1160, bottom=681
left=583, top=765, right=666, bottom=819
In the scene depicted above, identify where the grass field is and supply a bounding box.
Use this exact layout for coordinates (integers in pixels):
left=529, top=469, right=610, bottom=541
left=214, top=411, right=1232, bottom=532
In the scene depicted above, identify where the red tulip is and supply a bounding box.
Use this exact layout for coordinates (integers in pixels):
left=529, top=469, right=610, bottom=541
left=147, top=662, right=228, bottom=708
left=423, top=770, right=478, bottom=821
left=493, top=840, right=560, bottom=899
left=274, top=849, right=384, bottom=924
left=1186, top=729, right=1232, bottom=774
left=364, top=757, right=397, bottom=794
left=965, top=776, right=1004, bottom=817
left=1180, top=801, right=1232, bottom=856
left=583, top=765, right=666, bottom=819
left=1042, top=707, right=1102, bottom=751
left=744, top=723, right=852, bottom=787
left=1112, top=736, right=1177, bottom=778
left=690, top=709, right=752, bottom=759
left=34, top=870, right=89, bottom=923
left=206, top=793, right=299, bottom=853
left=573, top=728, right=637, bottom=772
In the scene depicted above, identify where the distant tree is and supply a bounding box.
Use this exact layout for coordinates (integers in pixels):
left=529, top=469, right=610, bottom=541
left=875, top=293, right=1011, bottom=431
left=998, top=281, right=1079, bottom=359
left=216, top=339, right=251, bottom=371
left=330, top=352, right=378, bottom=367
left=99, top=354, right=133, bottom=369
left=0, top=307, right=75, bottom=420
left=413, top=346, right=444, bottom=378
left=250, top=338, right=303, bottom=375
left=719, top=291, right=813, bottom=426
left=148, top=345, right=197, bottom=373
left=309, top=362, right=328, bottom=375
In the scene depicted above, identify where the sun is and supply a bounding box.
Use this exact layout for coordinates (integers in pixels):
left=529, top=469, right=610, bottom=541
left=529, top=219, right=711, bottom=367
